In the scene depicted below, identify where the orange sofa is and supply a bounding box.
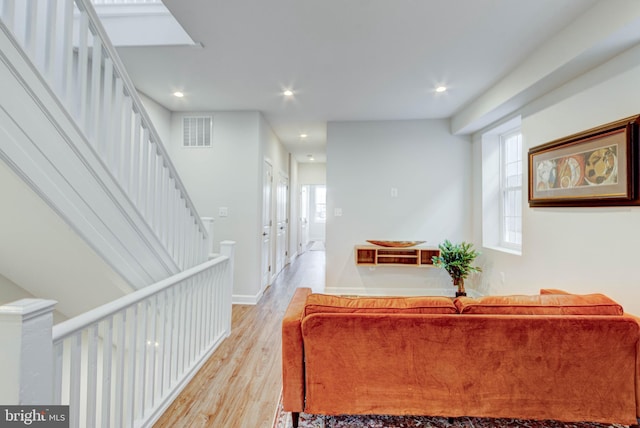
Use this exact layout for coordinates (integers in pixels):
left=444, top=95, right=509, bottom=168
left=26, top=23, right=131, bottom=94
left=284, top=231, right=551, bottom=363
left=282, top=287, right=640, bottom=427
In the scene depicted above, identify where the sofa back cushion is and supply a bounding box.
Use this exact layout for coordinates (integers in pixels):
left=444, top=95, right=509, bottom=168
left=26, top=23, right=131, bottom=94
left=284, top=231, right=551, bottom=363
left=454, top=293, right=623, bottom=315
left=303, top=294, right=457, bottom=317
left=539, top=288, right=571, bottom=295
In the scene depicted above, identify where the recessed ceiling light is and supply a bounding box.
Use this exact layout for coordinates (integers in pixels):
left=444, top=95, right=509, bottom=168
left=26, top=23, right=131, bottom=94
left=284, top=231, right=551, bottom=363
left=283, top=89, right=294, bottom=97
left=307, top=154, right=314, bottom=161
left=435, top=86, right=447, bottom=93
left=173, top=91, right=184, bottom=98
left=300, top=133, right=308, bottom=139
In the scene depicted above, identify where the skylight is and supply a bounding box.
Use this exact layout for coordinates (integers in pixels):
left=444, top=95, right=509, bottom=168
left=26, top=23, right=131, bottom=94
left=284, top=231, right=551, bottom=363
left=90, top=0, right=197, bottom=47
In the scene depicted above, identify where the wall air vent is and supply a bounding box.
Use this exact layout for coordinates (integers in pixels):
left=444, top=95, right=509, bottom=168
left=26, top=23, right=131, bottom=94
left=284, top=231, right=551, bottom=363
left=183, top=116, right=213, bottom=147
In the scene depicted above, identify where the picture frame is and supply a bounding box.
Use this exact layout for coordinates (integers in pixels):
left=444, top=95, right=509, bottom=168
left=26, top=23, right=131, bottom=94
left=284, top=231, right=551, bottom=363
left=528, top=115, right=640, bottom=207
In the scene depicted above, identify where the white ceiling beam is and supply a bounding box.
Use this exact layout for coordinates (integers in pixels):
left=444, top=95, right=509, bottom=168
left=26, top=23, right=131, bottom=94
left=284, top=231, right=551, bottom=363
left=451, top=0, right=640, bottom=135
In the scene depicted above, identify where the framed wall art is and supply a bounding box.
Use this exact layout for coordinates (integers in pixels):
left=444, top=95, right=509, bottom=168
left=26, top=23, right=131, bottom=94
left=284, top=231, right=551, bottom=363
left=528, top=115, right=640, bottom=207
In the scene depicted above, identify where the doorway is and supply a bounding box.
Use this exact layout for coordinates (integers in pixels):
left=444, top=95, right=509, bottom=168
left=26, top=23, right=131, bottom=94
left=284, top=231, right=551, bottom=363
left=299, top=184, right=326, bottom=251
left=275, top=172, right=289, bottom=275
left=261, top=161, right=273, bottom=292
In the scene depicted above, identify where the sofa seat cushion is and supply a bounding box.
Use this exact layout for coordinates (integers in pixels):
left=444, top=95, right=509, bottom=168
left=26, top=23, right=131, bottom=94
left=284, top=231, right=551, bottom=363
left=455, top=293, right=623, bottom=315
left=303, top=294, right=457, bottom=317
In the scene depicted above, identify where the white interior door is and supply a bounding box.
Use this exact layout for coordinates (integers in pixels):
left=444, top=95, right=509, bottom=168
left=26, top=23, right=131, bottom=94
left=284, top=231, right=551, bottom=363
left=261, top=161, right=273, bottom=290
left=275, top=173, right=289, bottom=275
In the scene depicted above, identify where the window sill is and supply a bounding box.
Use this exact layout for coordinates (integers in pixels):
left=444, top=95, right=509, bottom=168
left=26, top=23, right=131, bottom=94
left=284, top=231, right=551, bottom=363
left=483, top=245, right=521, bottom=256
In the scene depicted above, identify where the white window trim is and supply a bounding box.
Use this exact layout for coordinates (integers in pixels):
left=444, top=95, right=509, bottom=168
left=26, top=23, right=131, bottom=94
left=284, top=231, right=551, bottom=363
left=481, top=116, right=522, bottom=256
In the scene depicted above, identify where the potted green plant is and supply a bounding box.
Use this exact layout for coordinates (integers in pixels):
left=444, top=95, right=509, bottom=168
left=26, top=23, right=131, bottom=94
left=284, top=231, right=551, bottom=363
left=431, top=240, right=482, bottom=297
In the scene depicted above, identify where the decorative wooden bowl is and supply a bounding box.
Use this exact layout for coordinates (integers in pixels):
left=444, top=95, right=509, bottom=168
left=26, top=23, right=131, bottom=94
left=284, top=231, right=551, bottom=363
left=366, top=240, right=426, bottom=248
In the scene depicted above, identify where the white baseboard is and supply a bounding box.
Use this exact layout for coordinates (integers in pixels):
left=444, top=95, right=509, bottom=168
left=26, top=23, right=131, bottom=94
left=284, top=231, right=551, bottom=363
left=232, top=290, right=264, bottom=305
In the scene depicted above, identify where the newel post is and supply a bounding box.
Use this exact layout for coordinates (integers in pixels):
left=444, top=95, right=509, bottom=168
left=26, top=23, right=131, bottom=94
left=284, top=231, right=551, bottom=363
left=0, top=299, right=57, bottom=404
left=219, top=240, right=236, bottom=334
left=201, top=217, right=215, bottom=257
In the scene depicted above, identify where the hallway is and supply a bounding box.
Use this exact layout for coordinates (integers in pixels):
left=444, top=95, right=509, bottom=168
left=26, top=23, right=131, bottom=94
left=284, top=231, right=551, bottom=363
left=154, top=246, right=325, bottom=427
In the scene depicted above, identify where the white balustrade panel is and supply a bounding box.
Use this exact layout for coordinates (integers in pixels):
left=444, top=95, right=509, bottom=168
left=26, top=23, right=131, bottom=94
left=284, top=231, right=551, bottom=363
left=51, top=250, right=233, bottom=428
left=0, top=0, right=207, bottom=270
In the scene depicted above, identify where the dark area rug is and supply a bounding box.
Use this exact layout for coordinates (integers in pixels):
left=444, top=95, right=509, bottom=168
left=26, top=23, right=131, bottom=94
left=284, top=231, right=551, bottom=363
left=272, top=393, right=630, bottom=428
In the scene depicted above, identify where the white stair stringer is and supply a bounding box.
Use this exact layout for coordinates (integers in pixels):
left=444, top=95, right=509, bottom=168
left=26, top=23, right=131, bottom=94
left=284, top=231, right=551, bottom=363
left=0, top=21, right=180, bottom=291
left=0, top=159, right=134, bottom=319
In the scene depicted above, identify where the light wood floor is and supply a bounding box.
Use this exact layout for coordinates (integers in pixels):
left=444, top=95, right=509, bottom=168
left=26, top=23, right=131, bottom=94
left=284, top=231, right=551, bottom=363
left=154, top=246, right=325, bottom=428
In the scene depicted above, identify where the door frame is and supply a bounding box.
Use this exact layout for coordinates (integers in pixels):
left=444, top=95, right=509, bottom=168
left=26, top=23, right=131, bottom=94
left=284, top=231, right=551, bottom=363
left=261, top=159, right=273, bottom=292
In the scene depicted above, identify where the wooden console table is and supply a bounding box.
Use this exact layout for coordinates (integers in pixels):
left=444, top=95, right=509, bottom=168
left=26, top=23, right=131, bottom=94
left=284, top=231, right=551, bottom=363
left=354, top=245, right=440, bottom=267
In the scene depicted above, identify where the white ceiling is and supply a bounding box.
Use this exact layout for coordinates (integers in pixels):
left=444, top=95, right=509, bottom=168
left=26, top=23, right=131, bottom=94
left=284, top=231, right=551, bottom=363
left=115, top=0, right=609, bottom=163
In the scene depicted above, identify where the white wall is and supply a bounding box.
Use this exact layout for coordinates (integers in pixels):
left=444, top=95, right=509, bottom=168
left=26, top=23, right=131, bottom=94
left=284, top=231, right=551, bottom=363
left=166, top=111, right=290, bottom=303
left=261, top=115, right=289, bottom=175
left=259, top=114, right=291, bottom=280
left=0, top=273, right=31, bottom=306
left=0, top=274, right=66, bottom=323
left=139, top=92, right=172, bottom=146
left=0, top=159, right=132, bottom=319
left=298, top=163, right=326, bottom=185
left=167, top=111, right=263, bottom=301
left=326, top=119, right=472, bottom=295
left=473, top=45, right=640, bottom=315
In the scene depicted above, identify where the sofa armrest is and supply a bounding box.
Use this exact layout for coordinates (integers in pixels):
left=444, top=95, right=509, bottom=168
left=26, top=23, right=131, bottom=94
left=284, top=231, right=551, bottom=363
left=627, top=313, right=640, bottom=420
left=282, top=287, right=312, bottom=412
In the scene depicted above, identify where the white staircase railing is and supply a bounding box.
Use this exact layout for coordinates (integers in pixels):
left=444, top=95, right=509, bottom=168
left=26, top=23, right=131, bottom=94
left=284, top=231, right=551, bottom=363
left=0, top=0, right=208, bottom=272
left=91, top=0, right=161, bottom=4
left=0, top=241, right=235, bottom=428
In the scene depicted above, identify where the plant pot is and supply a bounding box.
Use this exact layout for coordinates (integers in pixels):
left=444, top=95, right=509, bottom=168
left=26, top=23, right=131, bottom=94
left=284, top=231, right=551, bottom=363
left=453, top=277, right=465, bottom=295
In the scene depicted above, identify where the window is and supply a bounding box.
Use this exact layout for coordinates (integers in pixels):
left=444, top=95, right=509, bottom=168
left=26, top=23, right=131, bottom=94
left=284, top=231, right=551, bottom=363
left=481, top=116, right=522, bottom=254
left=500, top=131, right=522, bottom=249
